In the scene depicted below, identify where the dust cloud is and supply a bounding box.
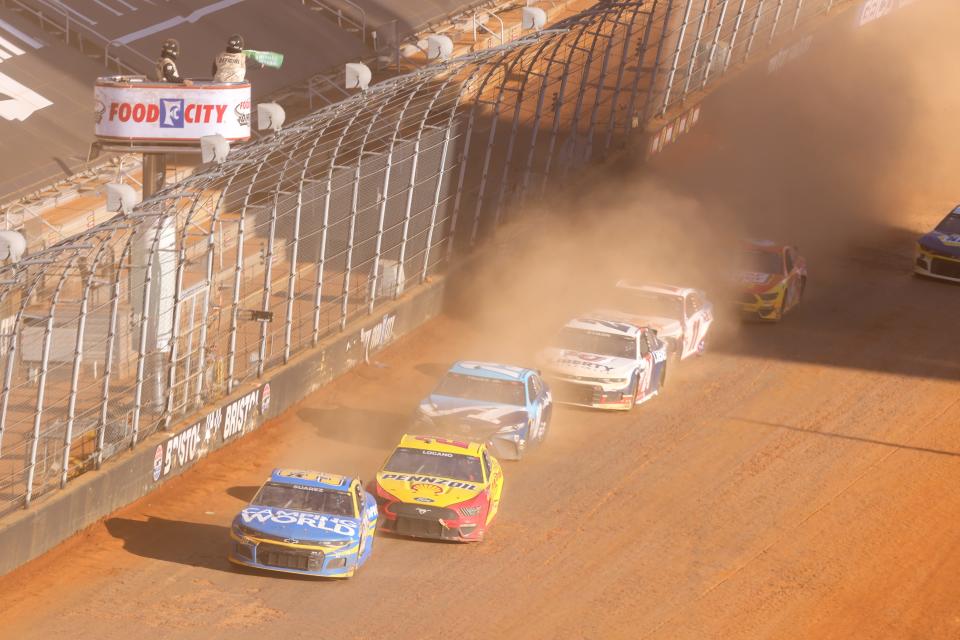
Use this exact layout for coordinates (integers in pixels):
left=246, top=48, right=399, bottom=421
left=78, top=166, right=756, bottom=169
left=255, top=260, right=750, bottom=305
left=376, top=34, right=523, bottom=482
left=444, top=0, right=960, bottom=369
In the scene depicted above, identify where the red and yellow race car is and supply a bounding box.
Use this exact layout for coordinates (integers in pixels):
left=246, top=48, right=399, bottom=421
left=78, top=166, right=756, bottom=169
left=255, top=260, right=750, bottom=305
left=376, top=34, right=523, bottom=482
left=375, top=434, right=504, bottom=542
left=735, top=240, right=807, bottom=321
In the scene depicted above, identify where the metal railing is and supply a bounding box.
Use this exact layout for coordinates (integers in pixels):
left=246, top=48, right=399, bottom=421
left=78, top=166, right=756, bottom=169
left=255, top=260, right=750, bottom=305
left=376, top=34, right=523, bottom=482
left=0, top=0, right=851, bottom=516
left=304, top=0, right=368, bottom=45
left=3, top=0, right=155, bottom=74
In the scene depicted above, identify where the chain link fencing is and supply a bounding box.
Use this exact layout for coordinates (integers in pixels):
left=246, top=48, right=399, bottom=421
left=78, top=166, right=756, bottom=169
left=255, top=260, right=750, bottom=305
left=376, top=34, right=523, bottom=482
left=0, top=0, right=852, bottom=516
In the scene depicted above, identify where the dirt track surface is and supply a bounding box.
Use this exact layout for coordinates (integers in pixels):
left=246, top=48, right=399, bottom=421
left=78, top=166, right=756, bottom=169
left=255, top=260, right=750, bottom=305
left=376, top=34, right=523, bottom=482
left=2, top=3, right=960, bottom=639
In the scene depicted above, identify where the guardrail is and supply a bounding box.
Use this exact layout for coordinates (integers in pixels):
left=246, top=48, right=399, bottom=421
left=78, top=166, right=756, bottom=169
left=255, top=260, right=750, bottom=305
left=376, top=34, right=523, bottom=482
left=0, top=0, right=854, bottom=517
left=305, top=0, right=368, bottom=45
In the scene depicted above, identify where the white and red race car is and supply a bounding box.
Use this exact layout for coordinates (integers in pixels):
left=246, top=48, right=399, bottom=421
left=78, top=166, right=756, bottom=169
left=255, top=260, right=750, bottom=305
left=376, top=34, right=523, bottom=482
left=537, top=314, right=668, bottom=411
left=613, top=282, right=714, bottom=360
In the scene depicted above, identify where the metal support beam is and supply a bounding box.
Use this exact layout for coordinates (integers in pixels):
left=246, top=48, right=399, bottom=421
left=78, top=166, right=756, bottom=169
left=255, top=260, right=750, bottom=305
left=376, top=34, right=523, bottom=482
left=701, top=0, right=730, bottom=89
left=768, top=0, right=786, bottom=44
left=660, top=0, right=695, bottom=115
left=681, top=0, right=711, bottom=100
left=340, top=165, right=361, bottom=331
left=744, top=0, right=766, bottom=62
left=723, top=0, right=749, bottom=73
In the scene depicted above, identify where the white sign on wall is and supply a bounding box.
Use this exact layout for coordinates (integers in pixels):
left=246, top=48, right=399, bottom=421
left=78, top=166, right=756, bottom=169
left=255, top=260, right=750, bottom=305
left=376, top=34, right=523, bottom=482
left=94, top=79, right=251, bottom=143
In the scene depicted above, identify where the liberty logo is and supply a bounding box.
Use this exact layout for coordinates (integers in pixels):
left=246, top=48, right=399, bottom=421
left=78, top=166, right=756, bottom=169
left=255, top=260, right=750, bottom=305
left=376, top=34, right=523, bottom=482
left=159, top=98, right=184, bottom=128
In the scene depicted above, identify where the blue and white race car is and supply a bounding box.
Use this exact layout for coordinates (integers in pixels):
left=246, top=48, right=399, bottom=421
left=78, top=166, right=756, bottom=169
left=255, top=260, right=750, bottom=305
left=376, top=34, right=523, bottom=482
left=229, top=469, right=377, bottom=578
left=537, top=314, right=668, bottom=411
left=414, top=361, right=552, bottom=460
left=915, top=205, right=960, bottom=282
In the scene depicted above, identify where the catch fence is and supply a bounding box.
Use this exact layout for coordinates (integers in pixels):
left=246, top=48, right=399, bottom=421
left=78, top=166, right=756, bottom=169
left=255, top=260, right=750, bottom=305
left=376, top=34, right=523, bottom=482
left=0, top=0, right=850, bottom=515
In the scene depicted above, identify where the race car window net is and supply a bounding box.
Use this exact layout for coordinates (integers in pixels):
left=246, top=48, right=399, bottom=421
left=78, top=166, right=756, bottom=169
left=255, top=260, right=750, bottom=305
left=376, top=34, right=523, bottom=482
left=253, top=483, right=356, bottom=517
left=741, top=251, right=784, bottom=275
left=935, top=213, right=960, bottom=234
left=614, top=290, right=683, bottom=320
left=383, top=447, right=484, bottom=483
left=557, top=327, right=637, bottom=359
left=435, top=373, right=525, bottom=406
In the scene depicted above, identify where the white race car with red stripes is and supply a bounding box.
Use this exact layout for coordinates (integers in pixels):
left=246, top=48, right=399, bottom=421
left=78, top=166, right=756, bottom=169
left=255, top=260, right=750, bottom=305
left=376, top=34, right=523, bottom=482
left=536, top=314, right=668, bottom=411
left=613, top=282, right=714, bottom=360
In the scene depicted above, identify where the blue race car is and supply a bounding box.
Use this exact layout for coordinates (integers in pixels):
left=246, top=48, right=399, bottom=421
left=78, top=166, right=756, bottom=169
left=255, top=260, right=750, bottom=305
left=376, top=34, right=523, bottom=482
left=414, top=361, right=552, bottom=461
left=229, top=469, right=377, bottom=578
left=915, top=205, right=960, bottom=283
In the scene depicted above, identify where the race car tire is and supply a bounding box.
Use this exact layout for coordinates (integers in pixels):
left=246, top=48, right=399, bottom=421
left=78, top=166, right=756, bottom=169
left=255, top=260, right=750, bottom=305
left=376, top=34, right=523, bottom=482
left=666, top=337, right=680, bottom=361
left=629, top=371, right=640, bottom=409
left=536, top=408, right=551, bottom=444
left=659, top=365, right=666, bottom=390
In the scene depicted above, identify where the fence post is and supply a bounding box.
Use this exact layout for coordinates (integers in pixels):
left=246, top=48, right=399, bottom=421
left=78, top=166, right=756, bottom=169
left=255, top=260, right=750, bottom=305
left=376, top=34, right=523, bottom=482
left=62, top=245, right=107, bottom=488
left=602, top=4, right=648, bottom=153
left=660, top=0, right=695, bottom=116
left=130, top=220, right=161, bottom=447
left=680, top=0, right=710, bottom=101
left=421, top=122, right=454, bottom=282
left=340, top=165, right=361, bottom=331
left=257, top=197, right=279, bottom=377
left=25, top=262, right=72, bottom=507
left=96, top=246, right=126, bottom=468
left=638, top=0, right=673, bottom=125
left=744, top=0, right=766, bottom=62
left=768, top=0, right=786, bottom=44
left=701, top=0, right=730, bottom=90
left=723, top=0, right=749, bottom=73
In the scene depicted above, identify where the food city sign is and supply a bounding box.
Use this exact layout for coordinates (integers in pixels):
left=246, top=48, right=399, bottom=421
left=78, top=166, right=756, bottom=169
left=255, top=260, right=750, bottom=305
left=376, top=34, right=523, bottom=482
left=94, top=77, right=251, bottom=143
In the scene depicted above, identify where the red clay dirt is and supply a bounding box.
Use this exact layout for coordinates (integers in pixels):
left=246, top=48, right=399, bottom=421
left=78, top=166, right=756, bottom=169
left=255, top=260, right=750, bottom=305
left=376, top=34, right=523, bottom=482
left=1, top=3, right=960, bottom=639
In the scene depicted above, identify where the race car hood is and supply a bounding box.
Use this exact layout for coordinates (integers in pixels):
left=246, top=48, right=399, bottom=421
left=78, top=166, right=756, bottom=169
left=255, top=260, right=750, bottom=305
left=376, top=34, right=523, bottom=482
left=376, top=471, right=484, bottom=507
left=538, top=347, right=637, bottom=379
left=590, top=308, right=682, bottom=339
left=623, top=314, right=682, bottom=339
left=919, top=230, right=960, bottom=257
left=419, top=396, right=528, bottom=439
left=237, top=506, right=359, bottom=543
left=736, top=270, right=784, bottom=293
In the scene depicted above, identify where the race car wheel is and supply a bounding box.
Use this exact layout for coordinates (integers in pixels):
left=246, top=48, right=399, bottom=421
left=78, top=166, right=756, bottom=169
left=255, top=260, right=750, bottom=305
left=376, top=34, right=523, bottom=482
left=537, top=408, right=551, bottom=444
left=629, top=371, right=640, bottom=409
left=659, top=365, right=666, bottom=390
left=666, top=337, right=680, bottom=361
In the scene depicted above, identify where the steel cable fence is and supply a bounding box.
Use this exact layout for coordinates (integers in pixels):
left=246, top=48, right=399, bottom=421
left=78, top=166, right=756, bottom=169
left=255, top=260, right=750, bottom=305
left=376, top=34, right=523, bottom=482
left=0, top=0, right=850, bottom=516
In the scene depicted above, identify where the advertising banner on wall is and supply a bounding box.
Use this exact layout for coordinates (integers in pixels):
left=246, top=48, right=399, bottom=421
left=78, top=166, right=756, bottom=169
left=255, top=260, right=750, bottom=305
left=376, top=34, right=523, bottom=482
left=857, top=0, right=922, bottom=27
left=151, top=382, right=270, bottom=483
left=94, top=77, right=251, bottom=144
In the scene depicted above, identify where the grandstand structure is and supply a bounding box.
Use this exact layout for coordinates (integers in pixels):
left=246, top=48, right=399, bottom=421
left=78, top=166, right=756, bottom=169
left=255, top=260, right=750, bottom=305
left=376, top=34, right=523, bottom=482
left=0, top=0, right=852, bottom=516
